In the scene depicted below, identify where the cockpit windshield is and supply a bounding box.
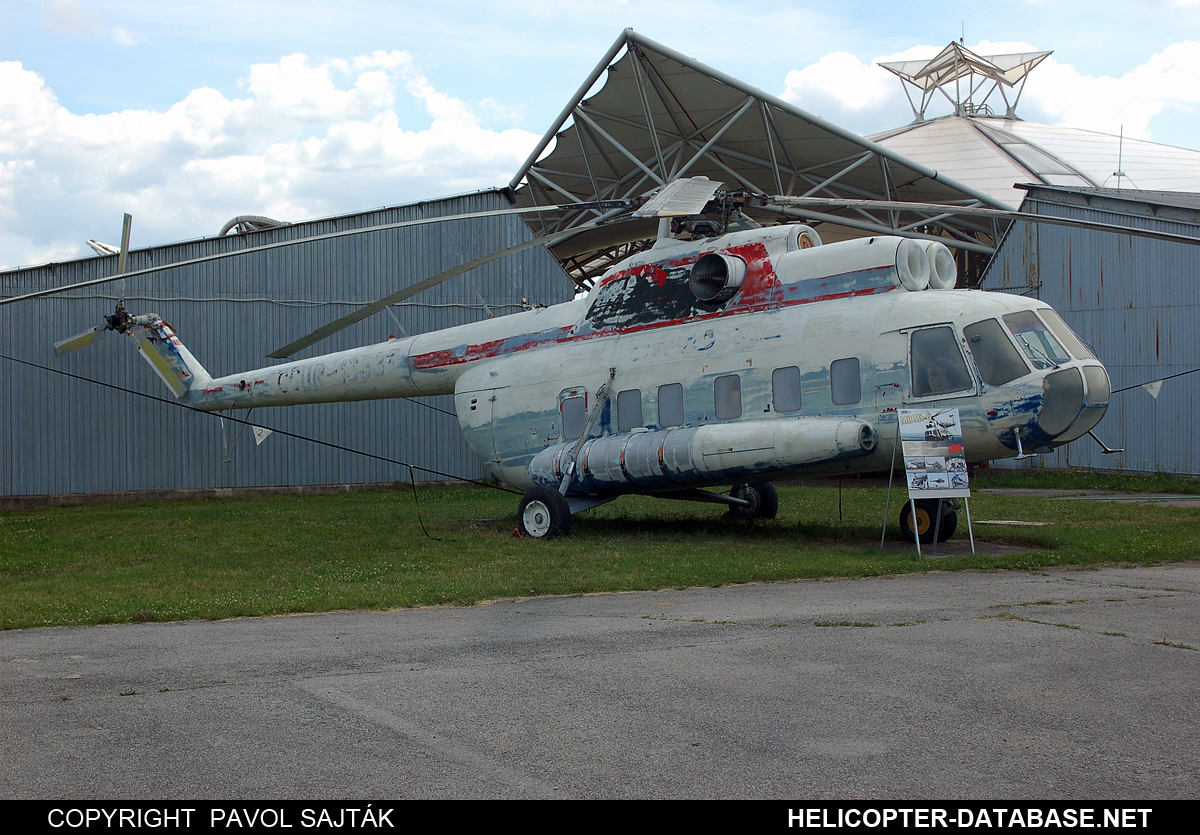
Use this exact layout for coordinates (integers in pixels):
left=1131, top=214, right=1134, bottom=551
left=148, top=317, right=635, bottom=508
left=964, top=318, right=1028, bottom=386
left=1038, top=309, right=1097, bottom=360
left=1002, top=310, right=1071, bottom=370
left=910, top=326, right=974, bottom=397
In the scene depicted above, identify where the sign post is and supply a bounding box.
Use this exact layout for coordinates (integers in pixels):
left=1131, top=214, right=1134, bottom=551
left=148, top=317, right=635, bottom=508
left=896, top=407, right=975, bottom=557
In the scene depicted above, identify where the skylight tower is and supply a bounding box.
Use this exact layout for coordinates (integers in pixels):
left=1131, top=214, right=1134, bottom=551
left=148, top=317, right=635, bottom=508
left=880, top=43, right=1051, bottom=122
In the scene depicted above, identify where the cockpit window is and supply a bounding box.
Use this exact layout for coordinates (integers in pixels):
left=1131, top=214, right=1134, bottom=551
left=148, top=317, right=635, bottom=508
left=964, top=319, right=1028, bottom=387
left=1038, top=309, right=1096, bottom=360
left=1003, top=310, right=1071, bottom=369
left=910, top=326, right=974, bottom=398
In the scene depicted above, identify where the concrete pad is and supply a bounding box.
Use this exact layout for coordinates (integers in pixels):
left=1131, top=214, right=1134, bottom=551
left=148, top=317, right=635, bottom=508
left=2, top=563, right=1197, bottom=799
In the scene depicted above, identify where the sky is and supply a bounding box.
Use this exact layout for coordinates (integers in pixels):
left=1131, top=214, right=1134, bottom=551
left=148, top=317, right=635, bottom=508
left=1, top=0, right=1198, bottom=270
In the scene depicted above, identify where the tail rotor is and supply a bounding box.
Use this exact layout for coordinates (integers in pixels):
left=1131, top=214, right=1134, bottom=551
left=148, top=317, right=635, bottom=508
left=53, top=214, right=135, bottom=357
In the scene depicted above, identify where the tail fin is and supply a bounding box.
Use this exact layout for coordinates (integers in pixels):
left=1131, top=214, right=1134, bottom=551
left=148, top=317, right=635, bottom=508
left=129, top=315, right=212, bottom=398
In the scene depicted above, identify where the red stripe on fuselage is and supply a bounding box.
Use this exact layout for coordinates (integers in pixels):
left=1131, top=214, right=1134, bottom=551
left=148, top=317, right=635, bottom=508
left=409, top=326, right=573, bottom=370
left=406, top=249, right=895, bottom=372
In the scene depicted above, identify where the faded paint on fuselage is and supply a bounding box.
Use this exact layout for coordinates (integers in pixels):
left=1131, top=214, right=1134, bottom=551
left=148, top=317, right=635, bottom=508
left=453, top=284, right=1053, bottom=492
left=169, top=226, right=1108, bottom=496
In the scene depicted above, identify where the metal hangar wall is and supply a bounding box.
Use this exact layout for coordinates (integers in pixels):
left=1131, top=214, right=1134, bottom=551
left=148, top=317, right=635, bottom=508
left=982, top=185, right=1200, bottom=474
left=0, top=190, right=574, bottom=499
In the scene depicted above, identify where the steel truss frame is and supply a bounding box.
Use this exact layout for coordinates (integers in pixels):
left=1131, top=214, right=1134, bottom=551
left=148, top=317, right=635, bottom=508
left=880, top=43, right=1052, bottom=122
left=509, top=30, right=1013, bottom=286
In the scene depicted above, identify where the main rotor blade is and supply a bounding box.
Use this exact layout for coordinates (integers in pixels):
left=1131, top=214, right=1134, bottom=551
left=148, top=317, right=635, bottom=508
left=267, top=222, right=609, bottom=359
left=53, top=325, right=108, bottom=356
left=768, top=196, right=1200, bottom=247
left=116, top=212, right=133, bottom=306
left=0, top=202, right=625, bottom=308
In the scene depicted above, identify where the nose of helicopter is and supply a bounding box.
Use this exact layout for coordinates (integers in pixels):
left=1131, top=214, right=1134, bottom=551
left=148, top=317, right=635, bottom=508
left=1037, top=364, right=1111, bottom=444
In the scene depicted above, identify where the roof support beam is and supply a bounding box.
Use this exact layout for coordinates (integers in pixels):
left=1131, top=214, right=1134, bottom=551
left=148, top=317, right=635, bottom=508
left=800, top=151, right=875, bottom=198
left=525, top=165, right=619, bottom=186
left=759, top=204, right=996, bottom=254
left=524, top=169, right=606, bottom=222
left=760, top=102, right=784, bottom=195
left=572, top=107, right=666, bottom=187
left=509, top=29, right=631, bottom=191
left=674, top=97, right=757, bottom=180
left=692, top=145, right=771, bottom=194
left=629, top=47, right=668, bottom=181
left=898, top=210, right=970, bottom=233
left=572, top=122, right=604, bottom=199
left=575, top=118, right=628, bottom=186
left=632, top=44, right=693, bottom=142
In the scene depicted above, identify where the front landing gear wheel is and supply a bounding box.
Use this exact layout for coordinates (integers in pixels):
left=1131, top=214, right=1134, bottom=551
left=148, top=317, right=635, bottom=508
left=728, top=482, right=779, bottom=520
left=899, top=499, right=958, bottom=544
left=517, top=486, right=572, bottom=539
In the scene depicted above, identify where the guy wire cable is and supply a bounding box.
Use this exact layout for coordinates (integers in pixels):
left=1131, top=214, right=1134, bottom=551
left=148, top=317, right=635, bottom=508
left=0, top=352, right=520, bottom=496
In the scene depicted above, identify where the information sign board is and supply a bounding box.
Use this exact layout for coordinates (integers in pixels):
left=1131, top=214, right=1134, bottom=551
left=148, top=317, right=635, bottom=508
left=898, top=408, right=970, bottom=499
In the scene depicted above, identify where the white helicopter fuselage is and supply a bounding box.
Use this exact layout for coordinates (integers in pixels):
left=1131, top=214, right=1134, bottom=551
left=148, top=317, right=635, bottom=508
left=146, top=224, right=1109, bottom=501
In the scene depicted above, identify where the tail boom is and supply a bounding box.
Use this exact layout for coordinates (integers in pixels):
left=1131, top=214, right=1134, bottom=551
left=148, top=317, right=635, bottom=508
left=171, top=300, right=585, bottom=412
left=128, top=316, right=212, bottom=398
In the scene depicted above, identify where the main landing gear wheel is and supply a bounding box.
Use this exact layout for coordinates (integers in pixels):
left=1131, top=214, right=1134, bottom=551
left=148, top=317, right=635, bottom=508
left=899, top=499, right=958, bottom=544
left=727, top=482, right=779, bottom=520
left=517, top=486, right=572, bottom=539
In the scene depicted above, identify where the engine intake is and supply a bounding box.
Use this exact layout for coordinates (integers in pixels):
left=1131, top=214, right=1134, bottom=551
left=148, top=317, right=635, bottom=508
left=895, top=239, right=931, bottom=291
left=926, top=241, right=958, bottom=289
left=689, top=252, right=746, bottom=304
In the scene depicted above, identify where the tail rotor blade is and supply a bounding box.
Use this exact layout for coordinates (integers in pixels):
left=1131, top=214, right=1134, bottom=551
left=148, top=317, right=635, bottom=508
left=116, top=212, right=133, bottom=307
left=54, top=326, right=108, bottom=356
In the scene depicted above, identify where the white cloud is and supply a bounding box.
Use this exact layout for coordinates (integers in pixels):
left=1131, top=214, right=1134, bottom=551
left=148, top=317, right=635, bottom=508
left=780, top=45, right=936, bottom=135
left=39, top=1, right=146, bottom=45
left=1027, top=41, right=1200, bottom=140
left=40, top=0, right=95, bottom=34
left=0, top=53, right=541, bottom=270
left=784, top=52, right=894, bottom=112
left=243, top=52, right=405, bottom=126
left=111, top=26, right=146, bottom=46
left=477, top=97, right=526, bottom=126
left=780, top=40, right=1200, bottom=145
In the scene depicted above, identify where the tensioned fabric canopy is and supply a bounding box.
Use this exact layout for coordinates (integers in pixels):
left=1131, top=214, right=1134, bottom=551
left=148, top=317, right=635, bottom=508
left=879, top=43, right=1052, bottom=121
left=880, top=44, right=1051, bottom=93
left=509, top=30, right=1013, bottom=283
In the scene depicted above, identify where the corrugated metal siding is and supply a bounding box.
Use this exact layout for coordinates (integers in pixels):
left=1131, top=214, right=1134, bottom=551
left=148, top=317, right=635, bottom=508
left=1, top=190, right=574, bottom=496
left=982, top=187, right=1200, bottom=474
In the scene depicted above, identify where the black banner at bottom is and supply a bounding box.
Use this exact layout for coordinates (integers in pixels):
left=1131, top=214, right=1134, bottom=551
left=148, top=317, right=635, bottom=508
left=12, top=801, right=1190, bottom=831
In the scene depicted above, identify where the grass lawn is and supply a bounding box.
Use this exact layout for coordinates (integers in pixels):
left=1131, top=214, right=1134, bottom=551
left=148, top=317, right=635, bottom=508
left=2, top=472, right=1198, bottom=630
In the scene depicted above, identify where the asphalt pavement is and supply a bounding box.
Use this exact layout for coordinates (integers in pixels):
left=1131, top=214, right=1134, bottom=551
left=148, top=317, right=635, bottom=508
left=2, top=563, right=1197, bottom=799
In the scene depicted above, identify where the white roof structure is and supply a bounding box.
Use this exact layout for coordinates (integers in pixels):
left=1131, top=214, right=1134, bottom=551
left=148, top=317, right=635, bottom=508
left=872, top=117, right=1200, bottom=209
left=873, top=43, right=1200, bottom=209
left=880, top=42, right=1051, bottom=121
left=508, top=33, right=1200, bottom=285
left=881, top=46, right=1050, bottom=90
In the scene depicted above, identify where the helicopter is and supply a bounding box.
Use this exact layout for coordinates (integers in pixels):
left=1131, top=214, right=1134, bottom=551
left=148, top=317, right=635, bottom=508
left=14, top=177, right=1113, bottom=542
